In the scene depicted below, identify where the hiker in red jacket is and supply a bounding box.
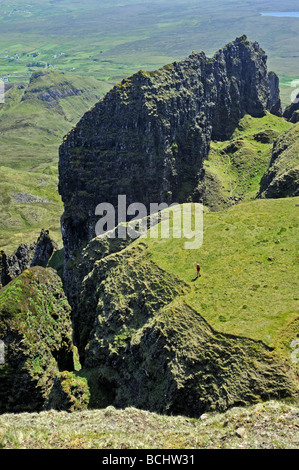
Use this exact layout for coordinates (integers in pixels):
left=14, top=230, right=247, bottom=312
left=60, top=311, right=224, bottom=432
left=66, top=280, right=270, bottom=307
left=196, top=263, right=201, bottom=277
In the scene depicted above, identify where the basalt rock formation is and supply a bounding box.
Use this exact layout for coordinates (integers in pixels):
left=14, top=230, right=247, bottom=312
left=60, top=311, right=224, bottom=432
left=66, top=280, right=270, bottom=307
left=0, top=229, right=57, bottom=288
left=31, top=229, right=58, bottom=268
left=0, top=243, right=36, bottom=288
left=283, top=93, right=299, bottom=123
left=59, top=36, right=282, bottom=265
left=0, top=267, right=90, bottom=413
left=259, top=122, right=299, bottom=199
left=59, top=225, right=298, bottom=417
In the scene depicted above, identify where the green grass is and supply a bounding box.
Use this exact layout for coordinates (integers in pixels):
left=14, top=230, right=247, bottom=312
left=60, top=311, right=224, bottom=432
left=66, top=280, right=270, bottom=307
left=0, top=165, right=63, bottom=253
left=0, top=400, right=298, bottom=449
left=0, top=70, right=113, bottom=171
left=142, top=197, right=299, bottom=354
left=0, top=70, right=113, bottom=253
left=0, top=0, right=298, bottom=106
left=203, top=113, right=294, bottom=210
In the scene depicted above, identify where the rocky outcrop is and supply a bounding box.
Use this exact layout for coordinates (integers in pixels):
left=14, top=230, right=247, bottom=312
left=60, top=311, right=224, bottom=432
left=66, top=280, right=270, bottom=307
left=21, top=71, right=84, bottom=107
left=0, top=229, right=57, bottom=288
left=0, top=267, right=90, bottom=413
left=30, top=229, right=58, bottom=268
left=283, top=93, right=299, bottom=123
left=268, top=71, right=282, bottom=117
left=0, top=243, right=36, bottom=287
left=55, top=36, right=298, bottom=418
left=62, top=233, right=298, bottom=417
left=59, top=36, right=281, bottom=263
left=259, top=122, right=299, bottom=198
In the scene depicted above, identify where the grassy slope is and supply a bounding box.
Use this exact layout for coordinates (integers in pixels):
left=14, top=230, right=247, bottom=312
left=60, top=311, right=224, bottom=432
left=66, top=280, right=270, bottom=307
left=0, top=400, right=298, bottom=449
left=202, top=114, right=293, bottom=211
left=0, top=200, right=298, bottom=448
left=0, top=1, right=298, bottom=252
left=0, top=71, right=113, bottom=253
left=143, top=198, right=299, bottom=357
left=0, top=166, right=62, bottom=253
left=0, top=71, right=113, bottom=171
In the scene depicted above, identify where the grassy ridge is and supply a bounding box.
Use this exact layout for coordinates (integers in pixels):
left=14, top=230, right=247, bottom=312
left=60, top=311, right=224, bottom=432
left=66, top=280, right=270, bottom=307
left=66, top=205, right=298, bottom=417
left=0, top=400, right=298, bottom=449
left=0, top=71, right=112, bottom=171
left=0, top=166, right=63, bottom=253
left=144, top=198, right=299, bottom=355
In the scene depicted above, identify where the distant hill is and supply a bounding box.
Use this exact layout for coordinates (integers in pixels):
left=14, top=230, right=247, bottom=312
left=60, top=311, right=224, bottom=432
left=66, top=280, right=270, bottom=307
left=0, top=70, right=112, bottom=172
left=0, top=70, right=113, bottom=252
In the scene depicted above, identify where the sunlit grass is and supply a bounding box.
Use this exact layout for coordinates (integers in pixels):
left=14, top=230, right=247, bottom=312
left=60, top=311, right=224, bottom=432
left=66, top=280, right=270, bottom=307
left=0, top=401, right=298, bottom=449
left=144, top=197, right=299, bottom=350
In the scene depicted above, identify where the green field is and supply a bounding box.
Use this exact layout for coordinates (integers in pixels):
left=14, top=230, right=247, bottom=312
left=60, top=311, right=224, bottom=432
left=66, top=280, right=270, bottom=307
left=203, top=114, right=294, bottom=210
left=0, top=69, right=113, bottom=252
left=0, top=0, right=299, bottom=106
left=142, top=198, right=299, bottom=353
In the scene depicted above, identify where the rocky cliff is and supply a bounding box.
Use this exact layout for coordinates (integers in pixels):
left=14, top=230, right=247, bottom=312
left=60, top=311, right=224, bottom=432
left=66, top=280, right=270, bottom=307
left=59, top=209, right=298, bottom=417
left=259, top=122, right=299, bottom=199
left=283, top=93, right=299, bottom=123
left=0, top=229, right=57, bottom=288
left=21, top=71, right=85, bottom=107
left=59, top=36, right=281, bottom=264
left=0, top=267, right=90, bottom=413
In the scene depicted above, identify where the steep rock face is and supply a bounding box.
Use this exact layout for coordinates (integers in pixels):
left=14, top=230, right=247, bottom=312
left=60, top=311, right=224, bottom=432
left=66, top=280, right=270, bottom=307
left=283, top=93, right=299, bottom=123
left=0, top=229, right=57, bottom=288
left=0, top=267, right=84, bottom=413
left=259, top=122, right=299, bottom=198
left=59, top=36, right=281, bottom=263
left=65, top=235, right=298, bottom=417
left=30, top=229, right=58, bottom=268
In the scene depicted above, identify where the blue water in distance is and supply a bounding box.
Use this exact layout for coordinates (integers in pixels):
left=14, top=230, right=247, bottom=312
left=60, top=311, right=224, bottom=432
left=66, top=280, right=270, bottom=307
left=261, top=12, right=299, bottom=17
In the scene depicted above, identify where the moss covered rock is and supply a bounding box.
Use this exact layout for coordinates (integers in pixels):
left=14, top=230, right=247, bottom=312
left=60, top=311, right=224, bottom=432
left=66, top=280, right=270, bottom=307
left=69, top=229, right=298, bottom=418
left=47, top=371, right=90, bottom=412
left=0, top=266, right=76, bottom=413
left=59, top=36, right=281, bottom=262
left=259, top=122, right=299, bottom=198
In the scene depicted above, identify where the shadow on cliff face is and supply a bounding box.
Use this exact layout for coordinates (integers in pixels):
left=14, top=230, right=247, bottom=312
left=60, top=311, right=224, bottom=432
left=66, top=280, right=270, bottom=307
left=58, top=36, right=282, bottom=265
left=68, top=237, right=298, bottom=418
left=55, top=36, right=298, bottom=417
